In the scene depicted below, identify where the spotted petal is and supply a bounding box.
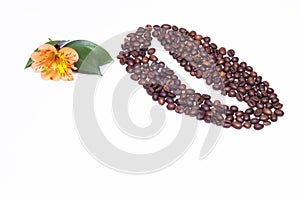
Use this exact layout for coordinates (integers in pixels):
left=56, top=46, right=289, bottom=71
left=58, top=47, right=79, bottom=69
left=31, top=44, right=57, bottom=71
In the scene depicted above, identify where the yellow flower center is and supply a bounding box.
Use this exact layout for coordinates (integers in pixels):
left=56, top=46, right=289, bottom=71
left=56, top=53, right=69, bottom=76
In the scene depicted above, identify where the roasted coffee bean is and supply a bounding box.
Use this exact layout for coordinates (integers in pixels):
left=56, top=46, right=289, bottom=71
left=244, top=114, right=250, bottom=121
left=245, top=108, right=254, bottom=114
left=243, top=121, right=251, bottom=129
left=147, top=48, right=156, bottom=55
left=228, top=90, right=236, bottom=97
left=254, top=123, right=264, bottom=130
left=256, top=102, right=264, bottom=109
left=247, top=99, right=256, bottom=107
left=232, top=121, right=242, bottom=129
left=274, top=109, right=284, bottom=116
left=274, top=103, right=283, bottom=109
left=167, top=103, right=176, bottom=110
left=197, top=111, right=205, bottom=120
left=149, top=55, right=158, bottom=62
left=270, top=114, right=277, bottom=122
left=263, top=108, right=272, bottom=115
left=250, top=118, right=259, bottom=124
left=236, top=111, right=244, bottom=117
left=236, top=92, right=244, bottom=101
left=152, top=93, right=159, bottom=101
left=201, top=104, right=210, bottom=111
left=202, top=94, right=211, bottom=100
left=175, top=106, right=184, bottom=114
left=260, top=114, right=269, bottom=122
left=131, top=74, right=139, bottom=81
left=230, top=105, right=238, bottom=112
left=254, top=108, right=263, bottom=117
left=166, top=97, right=174, bottom=104
left=226, top=115, right=234, bottom=122
left=225, top=109, right=234, bottom=116
left=227, top=49, right=235, bottom=57
left=263, top=121, right=271, bottom=126
left=223, top=120, right=232, bottom=128
left=236, top=116, right=244, bottom=123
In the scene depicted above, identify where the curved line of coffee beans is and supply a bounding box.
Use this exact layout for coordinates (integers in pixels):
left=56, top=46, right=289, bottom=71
left=117, top=24, right=284, bottom=130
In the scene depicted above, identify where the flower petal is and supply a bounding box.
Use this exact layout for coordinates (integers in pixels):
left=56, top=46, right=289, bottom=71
left=59, top=47, right=79, bottom=65
left=31, top=44, right=57, bottom=71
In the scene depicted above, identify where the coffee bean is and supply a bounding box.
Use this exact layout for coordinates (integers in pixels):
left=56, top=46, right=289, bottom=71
left=250, top=118, right=259, bottom=124
left=223, top=121, right=232, bottom=128
left=226, top=115, right=234, bottom=122
left=131, top=74, right=139, bottom=81
left=228, top=90, right=236, bottom=97
left=197, top=111, right=205, bottom=120
left=274, top=109, right=284, bottom=116
left=232, top=121, right=242, bottom=129
left=227, top=49, right=235, bottom=57
left=186, top=89, right=195, bottom=95
left=236, top=92, right=244, bottom=101
left=257, top=102, right=264, bottom=109
left=158, top=97, right=165, bottom=105
left=243, top=121, right=251, bottom=129
left=260, top=114, right=269, bottom=122
left=245, top=108, right=254, bottom=114
left=261, top=121, right=270, bottom=126
left=254, top=123, right=264, bottom=130
left=254, top=108, right=262, bottom=117
left=149, top=55, right=158, bottom=62
left=152, top=93, right=159, bottom=101
left=230, top=105, right=238, bottom=112
left=274, top=103, right=283, bottom=109
left=270, top=114, right=277, bottom=122
left=236, top=116, right=244, bottom=123
left=175, top=106, right=184, bottom=114
left=167, top=103, right=176, bottom=110
left=244, top=114, right=250, bottom=121
left=263, top=108, right=272, bottom=115
left=166, top=97, right=174, bottom=104
left=247, top=99, right=256, bottom=107
left=147, top=48, right=156, bottom=55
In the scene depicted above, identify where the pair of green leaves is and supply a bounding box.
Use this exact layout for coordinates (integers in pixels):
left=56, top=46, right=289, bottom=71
left=25, top=40, right=113, bottom=75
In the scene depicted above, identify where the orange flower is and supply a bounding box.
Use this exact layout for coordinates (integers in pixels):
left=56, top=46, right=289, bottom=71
left=30, top=44, right=79, bottom=81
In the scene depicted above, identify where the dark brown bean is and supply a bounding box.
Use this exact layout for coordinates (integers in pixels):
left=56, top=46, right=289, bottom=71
left=243, top=121, right=251, bottom=129
left=254, top=123, right=264, bottom=130
left=158, top=97, right=165, bottom=105
left=236, top=92, right=244, bottom=101
left=274, top=109, right=284, bottom=116
left=167, top=103, right=176, bottom=110
left=250, top=118, right=259, bottom=124
left=149, top=55, right=158, bottom=62
left=223, top=121, right=232, bottom=128
left=175, top=106, right=184, bottom=114
left=232, top=121, right=242, bottom=129
left=254, top=109, right=262, bottom=117
left=263, top=108, right=272, bottom=115
left=147, top=48, right=156, bottom=55
left=263, top=121, right=271, bottom=126
left=247, top=100, right=256, bottom=107
left=245, top=108, right=254, bottom=114
left=227, top=49, right=235, bottom=57
left=270, top=114, right=277, bottom=122
left=260, top=114, right=269, bottom=122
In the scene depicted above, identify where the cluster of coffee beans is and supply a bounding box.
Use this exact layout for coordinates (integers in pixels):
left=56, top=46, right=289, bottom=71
left=117, top=24, right=284, bottom=130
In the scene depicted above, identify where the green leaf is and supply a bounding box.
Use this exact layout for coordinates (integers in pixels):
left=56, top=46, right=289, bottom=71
left=64, top=40, right=113, bottom=75
left=24, top=40, right=62, bottom=69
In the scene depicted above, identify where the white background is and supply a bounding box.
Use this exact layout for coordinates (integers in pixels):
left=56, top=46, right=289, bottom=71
left=1, top=0, right=300, bottom=199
